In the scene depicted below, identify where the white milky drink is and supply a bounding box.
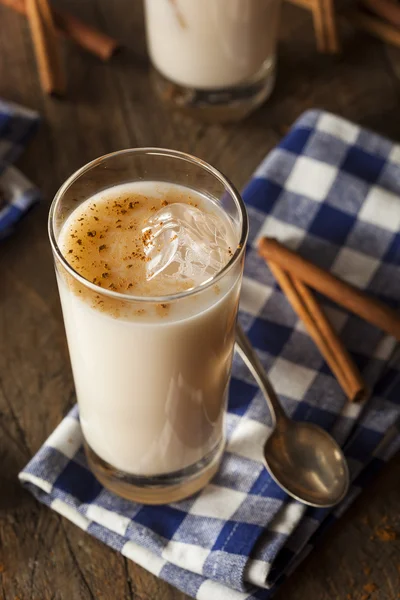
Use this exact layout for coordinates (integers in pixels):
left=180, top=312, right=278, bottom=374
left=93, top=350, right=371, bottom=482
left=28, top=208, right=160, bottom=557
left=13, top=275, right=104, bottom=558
left=50, top=149, right=247, bottom=504
left=56, top=182, right=242, bottom=477
left=144, top=0, right=281, bottom=89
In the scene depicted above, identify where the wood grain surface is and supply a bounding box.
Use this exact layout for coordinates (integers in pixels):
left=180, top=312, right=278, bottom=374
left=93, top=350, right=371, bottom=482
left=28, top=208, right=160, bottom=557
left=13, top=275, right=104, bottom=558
left=0, top=1, right=399, bottom=599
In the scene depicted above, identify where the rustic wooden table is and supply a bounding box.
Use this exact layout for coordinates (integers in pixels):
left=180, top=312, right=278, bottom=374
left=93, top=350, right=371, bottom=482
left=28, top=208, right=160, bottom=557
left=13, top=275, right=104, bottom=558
left=1, top=1, right=399, bottom=599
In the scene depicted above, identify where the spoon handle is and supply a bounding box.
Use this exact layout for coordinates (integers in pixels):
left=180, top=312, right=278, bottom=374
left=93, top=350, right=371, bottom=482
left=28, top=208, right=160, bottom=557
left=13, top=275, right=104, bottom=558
left=235, top=323, right=287, bottom=426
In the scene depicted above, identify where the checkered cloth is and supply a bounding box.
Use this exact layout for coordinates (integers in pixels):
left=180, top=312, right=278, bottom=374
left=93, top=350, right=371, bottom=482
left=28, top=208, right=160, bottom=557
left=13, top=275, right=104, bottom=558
left=0, top=99, right=40, bottom=239
left=20, top=110, right=400, bottom=600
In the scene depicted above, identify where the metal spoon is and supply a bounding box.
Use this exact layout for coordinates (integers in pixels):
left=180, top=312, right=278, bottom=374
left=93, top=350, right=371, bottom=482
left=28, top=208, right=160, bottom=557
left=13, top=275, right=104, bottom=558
left=235, top=324, right=350, bottom=507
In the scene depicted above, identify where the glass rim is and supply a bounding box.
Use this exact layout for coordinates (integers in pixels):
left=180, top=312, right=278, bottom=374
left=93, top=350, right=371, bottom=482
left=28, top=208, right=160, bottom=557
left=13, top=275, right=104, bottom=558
left=48, top=147, right=249, bottom=304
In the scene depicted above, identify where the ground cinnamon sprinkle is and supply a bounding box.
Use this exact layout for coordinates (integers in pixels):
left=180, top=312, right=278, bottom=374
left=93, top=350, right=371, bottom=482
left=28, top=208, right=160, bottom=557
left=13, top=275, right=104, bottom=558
left=374, top=526, right=398, bottom=542
left=61, top=186, right=230, bottom=308
left=142, top=229, right=153, bottom=247
left=360, top=582, right=377, bottom=600
left=370, top=516, right=398, bottom=542
left=156, top=303, right=170, bottom=317
left=344, top=514, right=400, bottom=599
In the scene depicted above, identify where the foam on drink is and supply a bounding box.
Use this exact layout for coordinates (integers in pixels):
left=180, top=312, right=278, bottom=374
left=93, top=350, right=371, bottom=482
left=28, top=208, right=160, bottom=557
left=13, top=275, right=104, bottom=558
left=59, top=182, right=236, bottom=316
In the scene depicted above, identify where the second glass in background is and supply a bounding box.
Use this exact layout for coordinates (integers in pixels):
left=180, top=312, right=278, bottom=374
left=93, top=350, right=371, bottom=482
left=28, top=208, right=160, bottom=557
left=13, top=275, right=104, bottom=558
left=144, top=0, right=281, bottom=122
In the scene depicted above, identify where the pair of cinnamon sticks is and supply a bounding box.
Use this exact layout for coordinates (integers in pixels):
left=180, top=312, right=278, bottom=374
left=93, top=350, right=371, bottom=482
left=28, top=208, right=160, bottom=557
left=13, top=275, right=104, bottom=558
left=286, top=0, right=340, bottom=54
left=2, top=0, right=119, bottom=95
left=358, top=0, right=400, bottom=29
left=312, top=0, right=340, bottom=54
left=26, top=0, right=65, bottom=95
left=346, top=5, right=400, bottom=50
left=288, top=0, right=400, bottom=54
left=258, top=238, right=400, bottom=403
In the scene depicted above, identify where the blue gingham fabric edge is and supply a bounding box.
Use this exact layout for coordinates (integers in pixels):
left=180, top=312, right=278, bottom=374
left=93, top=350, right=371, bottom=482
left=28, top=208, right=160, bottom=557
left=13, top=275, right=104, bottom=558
left=0, top=99, right=40, bottom=238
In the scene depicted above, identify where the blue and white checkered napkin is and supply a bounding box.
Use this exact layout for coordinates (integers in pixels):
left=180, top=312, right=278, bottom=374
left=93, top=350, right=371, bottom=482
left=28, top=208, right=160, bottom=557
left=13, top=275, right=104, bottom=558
left=0, top=99, right=40, bottom=239
left=20, top=110, right=400, bottom=600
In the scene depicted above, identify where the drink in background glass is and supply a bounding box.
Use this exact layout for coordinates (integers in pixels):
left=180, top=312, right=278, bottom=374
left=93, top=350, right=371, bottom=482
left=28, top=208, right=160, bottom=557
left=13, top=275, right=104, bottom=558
left=49, top=149, right=248, bottom=504
left=144, top=0, right=281, bottom=122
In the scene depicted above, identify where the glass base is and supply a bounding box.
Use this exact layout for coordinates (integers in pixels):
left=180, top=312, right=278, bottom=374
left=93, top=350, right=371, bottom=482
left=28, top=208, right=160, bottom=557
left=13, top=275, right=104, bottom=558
left=151, top=59, right=276, bottom=123
left=85, top=439, right=224, bottom=504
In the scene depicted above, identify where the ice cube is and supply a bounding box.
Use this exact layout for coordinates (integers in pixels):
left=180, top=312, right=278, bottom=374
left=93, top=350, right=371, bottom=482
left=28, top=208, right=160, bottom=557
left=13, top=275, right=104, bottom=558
left=142, top=202, right=232, bottom=284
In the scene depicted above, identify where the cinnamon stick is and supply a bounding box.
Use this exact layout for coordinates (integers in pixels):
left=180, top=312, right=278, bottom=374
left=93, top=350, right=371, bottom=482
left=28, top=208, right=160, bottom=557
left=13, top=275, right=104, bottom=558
left=258, top=238, right=400, bottom=340
left=26, top=0, right=66, bottom=95
left=346, top=8, right=400, bottom=49
left=358, top=0, right=400, bottom=29
left=285, top=0, right=314, bottom=11
left=292, top=278, right=367, bottom=402
left=52, top=8, right=118, bottom=61
left=269, top=263, right=366, bottom=402
left=1, top=0, right=118, bottom=61
left=320, top=0, right=340, bottom=53
left=312, top=0, right=329, bottom=53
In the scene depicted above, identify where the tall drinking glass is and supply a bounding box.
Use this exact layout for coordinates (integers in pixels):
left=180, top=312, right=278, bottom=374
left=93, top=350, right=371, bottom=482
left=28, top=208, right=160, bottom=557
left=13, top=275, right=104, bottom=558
left=49, top=149, right=248, bottom=504
left=144, top=0, right=281, bottom=122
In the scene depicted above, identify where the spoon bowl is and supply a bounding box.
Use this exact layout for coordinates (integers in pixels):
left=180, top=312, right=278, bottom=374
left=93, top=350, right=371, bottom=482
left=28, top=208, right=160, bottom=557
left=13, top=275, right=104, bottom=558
left=264, top=420, right=349, bottom=507
left=235, top=323, right=350, bottom=508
